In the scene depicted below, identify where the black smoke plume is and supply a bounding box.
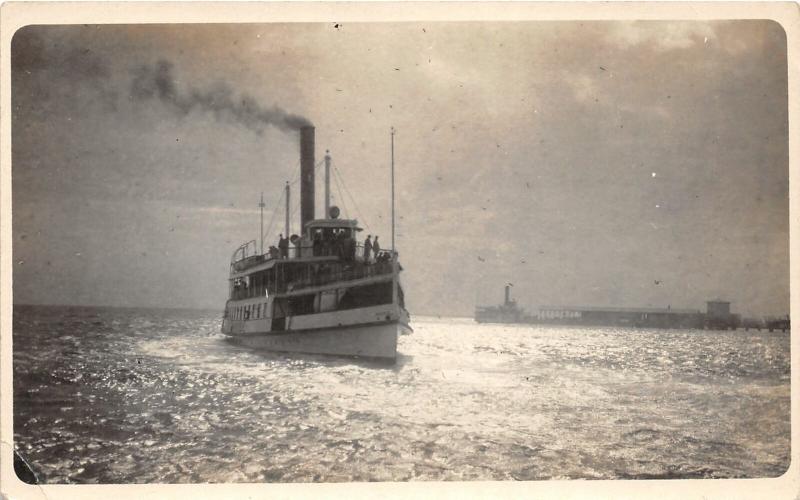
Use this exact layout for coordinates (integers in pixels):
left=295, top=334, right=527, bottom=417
left=130, top=60, right=311, bottom=133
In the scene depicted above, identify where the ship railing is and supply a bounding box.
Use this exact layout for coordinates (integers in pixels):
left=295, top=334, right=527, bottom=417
left=251, top=242, right=396, bottom=262
left=230, top=240, right=261, bottom=270
left=227, top=260, right=396, bottom=300
left=230, top=238, right=400, bottom=275
left=287, top=260, right=396, bottom=292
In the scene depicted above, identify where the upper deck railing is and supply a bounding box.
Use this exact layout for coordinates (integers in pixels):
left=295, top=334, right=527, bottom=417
left=287, top=259, right=395, bottom=292
left=231, top=241, right=392, bottom=273
left=229, top=253, right=398, bottom=300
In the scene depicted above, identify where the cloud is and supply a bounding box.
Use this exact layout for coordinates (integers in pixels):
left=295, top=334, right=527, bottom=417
left=10, top=21, right=789, bottom=316
left=607, top=22, right=717, bottom=51
left=193, top=205, right=260, bottom=216
left=12, top=25, right=118, bottom=114
left=568, top=74, right=599, bottom=103
left=12, top=26, right=111, bottom=79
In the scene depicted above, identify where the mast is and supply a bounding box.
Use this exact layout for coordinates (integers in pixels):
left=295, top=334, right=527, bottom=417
left=284, top=181, right=290, bottom=237
left=324, top=149, right=331, bottom=218
left=259, top=192, right=265, bottom=254
left=390, top=128, right=398, bottom=307
left=391, top=127, right=395, bottom=253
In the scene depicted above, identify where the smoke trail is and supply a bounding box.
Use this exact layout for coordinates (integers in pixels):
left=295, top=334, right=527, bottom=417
left=130, top=60, right=311, bottom=133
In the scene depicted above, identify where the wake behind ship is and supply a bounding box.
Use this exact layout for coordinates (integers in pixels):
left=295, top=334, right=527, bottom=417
left=221, top=126, right=411, bottom=360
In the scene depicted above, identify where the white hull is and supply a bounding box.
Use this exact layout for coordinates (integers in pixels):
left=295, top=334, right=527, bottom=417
left=226, top=320, right=407, bottom=360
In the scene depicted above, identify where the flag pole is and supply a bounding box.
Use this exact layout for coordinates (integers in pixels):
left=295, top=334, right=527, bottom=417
left=259, top=192, right=265, bottom=255
left=391, top=127, right=395, bottom=253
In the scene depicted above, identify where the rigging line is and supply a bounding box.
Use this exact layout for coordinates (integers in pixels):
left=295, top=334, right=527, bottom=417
left=331, top=164, right=350, bottom=220
left=334, top=164, right=372, bottom=232
left=286, top=157, right=311, bottom=187
left=283, top=158, right=301, bottom=186
left=288, top=165, right=301, bottom=186
left=331, top=163, right=348, bottom=217
left=288, top=158, right=326, bottom=187
left=290, top=195, right=302, bottom=219
left=262, top=189, right=284, bottom=248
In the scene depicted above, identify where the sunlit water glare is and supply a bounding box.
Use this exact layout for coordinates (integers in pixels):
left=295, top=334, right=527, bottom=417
left=13, top=306, right=789, bottom=483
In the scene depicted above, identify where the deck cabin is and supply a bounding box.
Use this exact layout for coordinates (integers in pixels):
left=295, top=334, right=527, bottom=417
left=223, top=217, right=404, bottom=334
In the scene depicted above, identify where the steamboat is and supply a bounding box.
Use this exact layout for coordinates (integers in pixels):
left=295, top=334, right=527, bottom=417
left=221, top=126, right=411, bottom=360
left=475, top=285, right=528, bottom=324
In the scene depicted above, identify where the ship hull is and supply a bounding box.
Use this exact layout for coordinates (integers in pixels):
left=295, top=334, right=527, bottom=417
left=225, top=320, right=407, bottom=360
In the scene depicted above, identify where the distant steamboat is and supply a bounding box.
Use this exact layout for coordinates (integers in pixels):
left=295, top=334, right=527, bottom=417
left=221, top=126, right=411, bottom=360
left=476, top=286, right=748, bottom=331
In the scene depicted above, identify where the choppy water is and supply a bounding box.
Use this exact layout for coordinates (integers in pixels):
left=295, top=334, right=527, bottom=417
left=13, top=305, right=790, bottom=483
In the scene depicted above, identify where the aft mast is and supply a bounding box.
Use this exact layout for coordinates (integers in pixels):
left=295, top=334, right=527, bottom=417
left=259, top=192, right=265, bottom=255
left=391, top=127, right=399, bottom=305
left=391, top=126, right=396, bottom=253
left=284, top=181, right=290, bottom=237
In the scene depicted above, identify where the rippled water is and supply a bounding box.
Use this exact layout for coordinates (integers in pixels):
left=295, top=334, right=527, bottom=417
left=13, top=305, right=790, bottom=483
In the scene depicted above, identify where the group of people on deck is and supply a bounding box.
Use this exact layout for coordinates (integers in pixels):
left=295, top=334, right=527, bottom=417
left=267, top=231, right=389, bottom=263
left=267, top=235, right=291, bottom=259
left=363, top=235, right=389, bottom=263
left=311, top=229, right=357, bottom=260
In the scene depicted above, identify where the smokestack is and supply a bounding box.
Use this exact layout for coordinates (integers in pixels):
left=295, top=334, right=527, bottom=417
left=300, top=126, right=315, bottom=230
left=505, top=285, right=510, bottom=305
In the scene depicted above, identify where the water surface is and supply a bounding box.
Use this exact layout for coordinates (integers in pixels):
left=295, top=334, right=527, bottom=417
left=13, top=306, right=790, bottom=483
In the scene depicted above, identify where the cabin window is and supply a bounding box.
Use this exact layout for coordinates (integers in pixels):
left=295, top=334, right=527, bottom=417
left=256, top=304, right=261, bottom=318
left=287, top=294, right=315, bottom=316
left=337, top=282, right=393, bottom=310
left=317, top=289, right=339, bottom=312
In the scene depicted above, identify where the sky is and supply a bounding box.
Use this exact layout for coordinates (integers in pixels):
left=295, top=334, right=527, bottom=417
left=11, top=21, right=789, bottom=317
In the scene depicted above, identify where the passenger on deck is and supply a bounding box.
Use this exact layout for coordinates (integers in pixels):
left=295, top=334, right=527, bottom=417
left=299, top=234, right=313, bottom=258
left=339, top=231, right=347, bottom=260
left=364, top=235, right=373, bottom=263
left=278, top=234, right=289, bottom=259
left=313, top=231, right=323, bottom=256
left=373, top=236, right=381, bottom=260
left=322, top=228, right=333, bottom=256
left=344, top=234, right=356, bottom=262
